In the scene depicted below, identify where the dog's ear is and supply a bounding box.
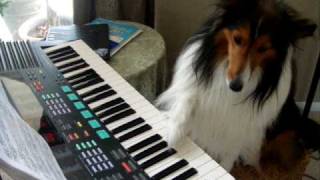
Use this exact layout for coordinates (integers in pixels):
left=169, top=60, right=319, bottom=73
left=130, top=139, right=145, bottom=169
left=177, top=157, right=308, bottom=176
left=292, top=19, right=317, bottom=39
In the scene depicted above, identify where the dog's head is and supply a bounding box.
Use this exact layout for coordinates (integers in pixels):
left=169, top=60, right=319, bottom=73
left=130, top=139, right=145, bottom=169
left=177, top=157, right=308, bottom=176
left=192, top=0, right=316, bottom=103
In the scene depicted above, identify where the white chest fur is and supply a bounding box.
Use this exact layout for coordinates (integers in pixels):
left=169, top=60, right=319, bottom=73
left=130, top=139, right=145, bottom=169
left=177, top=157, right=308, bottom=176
left=157, top=42, right=294, bottom=171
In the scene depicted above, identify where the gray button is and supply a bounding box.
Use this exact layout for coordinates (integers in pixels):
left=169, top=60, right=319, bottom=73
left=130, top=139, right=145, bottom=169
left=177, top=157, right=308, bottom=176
left=81, top=152, right=87, bottom=158
left=102, top=162, right=109, bottom=170
left=86, top=158, right=92, bottom=165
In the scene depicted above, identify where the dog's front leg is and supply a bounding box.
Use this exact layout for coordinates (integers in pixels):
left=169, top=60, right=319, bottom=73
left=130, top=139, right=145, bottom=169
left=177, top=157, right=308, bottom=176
left=166, top=96, right=194, bottom=148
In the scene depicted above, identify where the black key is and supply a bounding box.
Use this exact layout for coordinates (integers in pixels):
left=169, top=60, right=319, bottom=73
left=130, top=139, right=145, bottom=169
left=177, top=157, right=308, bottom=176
left=73, top=77, right=104, bottom=91
left=104, top=109, right=136, bottom=124
left=1, top=42, right=12, bottom=70
left=97, top=102, right=129, bottom=119
left=85, top=90, right=116, bottom=105
left=21, top=41, right=35, bottom=67
left=172, top=168, right=197, bottom=180
left=118, top=124, right=152, bottom=143
left=13, top=42, right=26, bottom=69
left=79, top=84, right=112, bottom=100
left=133, top=141, right=168, bottom=161
left=92, top=97, right=124, bottom=114
left=66, top=69, right=96, bottom=82
left=47, top=46, right=73, bottom=56
left=111, top=117, right=145, bottom=135
left=127, top=134, right=162, bottom=154
left=27, top=41, right=39, bottom=67
left=140, top=148, right=177, bottom=169
left=48, top=48, right=75, bottom=59
left=56, top=59, right=86, bottom=70
left=51, top=52, right=79, bottom=63
left=18, top=41, right=31, bottom=68
left=60, top=62, right=89, bottom=74
left=69, top=73, right=98, bottom=87
left=152, top=159, right=189, bottom=180
left=6, top=42, right=18, bottom=69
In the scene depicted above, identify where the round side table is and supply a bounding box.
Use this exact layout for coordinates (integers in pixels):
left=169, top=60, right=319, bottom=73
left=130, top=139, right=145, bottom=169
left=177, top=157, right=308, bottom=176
left=108, top=22, right=166, bottom=103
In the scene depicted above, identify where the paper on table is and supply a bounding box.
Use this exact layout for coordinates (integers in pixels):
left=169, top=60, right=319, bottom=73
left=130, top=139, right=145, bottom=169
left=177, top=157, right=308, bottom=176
left=0, top=81, right=66, bottom=180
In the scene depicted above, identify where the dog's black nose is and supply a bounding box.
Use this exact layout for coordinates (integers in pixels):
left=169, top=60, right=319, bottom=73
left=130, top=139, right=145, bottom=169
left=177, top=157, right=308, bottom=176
left=229, top=79, right=243, bottom=92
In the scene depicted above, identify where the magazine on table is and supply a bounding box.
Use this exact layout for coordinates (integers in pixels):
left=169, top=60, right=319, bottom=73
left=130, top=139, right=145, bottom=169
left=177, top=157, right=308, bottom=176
left=90, top=18, right=143, bottom=56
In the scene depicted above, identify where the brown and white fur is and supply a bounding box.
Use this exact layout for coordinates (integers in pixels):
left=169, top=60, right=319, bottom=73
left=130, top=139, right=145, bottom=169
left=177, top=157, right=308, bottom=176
left=156, top=0, right=317, bottom=171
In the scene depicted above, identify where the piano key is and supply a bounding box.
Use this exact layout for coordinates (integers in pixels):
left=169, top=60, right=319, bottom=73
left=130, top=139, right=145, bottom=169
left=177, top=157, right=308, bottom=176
left=127, top=134, right=162, bottom=154
left=1, top=41, right=11, bottom=70
left=66, top=69, right=96, bottom=82
left=118, top=124, right=152, bottom=143
left=121, top=123, right=166, bottom=149
left=111, top=117, right=145, bottom=135
left=26, top=41, right=39, bottom=67
left=13, top=42, right=26, bottom=69
left=146, top=139, right=200, bottom=175
left=63, top=66, right=92, bottom=79
left=85, top=90, right=116, bottom=105
left=48, top=47, right=75, bottom=59
left=60, top=62, right=89, bottom=74
left=56, top=59, right=86, bottom=70
left=219, top=173, right=235, bottom=180
left=97, top=102, right=129, bottom=118
left=51, top=52, right=79, bottom=63
left=80, top=84, right=112, bottom=100
left=198, top=166, right=227, bottom=179
left=20, top=41, right=34, bottom=67
left=73, top=77, right=104, bottom=91
left=7, top=42, right=20, bottom=69
left=172, top=168, right=197, bottom=180
left=47, top=46, right=73, bottom=56
left=103, top=108, right=136, bottom=125
left=133, top=141, right=168, bottom=161
left=69, top=73, right=99, bottom=87
left=140, top=148, right=177, bottom=169
left=152, top=159, right=189, bottom=180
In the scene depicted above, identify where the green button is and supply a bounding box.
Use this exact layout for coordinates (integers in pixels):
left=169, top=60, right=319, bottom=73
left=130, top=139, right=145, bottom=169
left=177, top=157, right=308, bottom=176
left=96, top=130, right=110, bottom=139
left=80, top=142, right=87, bottom=149
left=67, top=93, right=79, bottom=101
left=81, top=110, right=93, bottom=119
left=74, top=101, right=85, bottom=110
left=46, top=94, right=51, bottom=99
left=50, top=93, right=55, bottom=98
left=61, top=85, right=72, bottom=93
left=91, top=140, right=97, bottom=146
left=76, top=144, right=81, bottom=150
left=88, top=120, right=101, bottom=129
left=41, top=95, right=46, bottom=100
left=86, top=141, right=92, bottom=148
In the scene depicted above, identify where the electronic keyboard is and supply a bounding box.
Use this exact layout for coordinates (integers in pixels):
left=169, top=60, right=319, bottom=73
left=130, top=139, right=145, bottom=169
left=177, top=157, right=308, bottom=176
left=0, top=39, right=234, bottom=180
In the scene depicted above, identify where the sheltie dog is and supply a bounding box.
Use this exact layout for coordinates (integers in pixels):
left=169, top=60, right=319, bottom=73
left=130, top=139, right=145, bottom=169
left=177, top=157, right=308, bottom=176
left=156, top=0, right=317, bottom=171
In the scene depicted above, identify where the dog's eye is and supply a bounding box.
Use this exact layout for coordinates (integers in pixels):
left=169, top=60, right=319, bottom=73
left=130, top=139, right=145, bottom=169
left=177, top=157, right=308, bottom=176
left=257, top=46, right=269, bottom=53
left=234, top=36, right=242, bottom=46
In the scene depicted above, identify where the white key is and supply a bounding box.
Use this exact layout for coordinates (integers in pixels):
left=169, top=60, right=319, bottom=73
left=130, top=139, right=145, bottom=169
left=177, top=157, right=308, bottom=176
left=219, top=173, right=235, bottom=180
left=198, top=165, right=227, bottom=180
left=63, top=66, right=91, bottom=78
left=54, top=56, right=82, bottom=67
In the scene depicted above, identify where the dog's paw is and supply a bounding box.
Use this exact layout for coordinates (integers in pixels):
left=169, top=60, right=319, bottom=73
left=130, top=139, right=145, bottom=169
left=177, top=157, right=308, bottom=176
left=167, top=125, right=186, bottom=148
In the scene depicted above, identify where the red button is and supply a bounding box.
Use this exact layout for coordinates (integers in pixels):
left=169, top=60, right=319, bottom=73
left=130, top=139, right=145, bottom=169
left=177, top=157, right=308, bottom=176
left=68, top=133, right=74, bottom=140
left=121, top=162, right=132, bottom=173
